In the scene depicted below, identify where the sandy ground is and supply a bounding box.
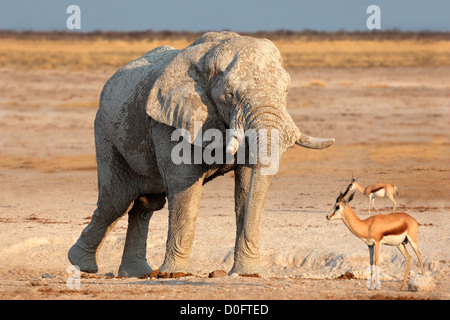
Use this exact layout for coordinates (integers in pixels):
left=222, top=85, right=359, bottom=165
left=0, top=66, right=449, bottom=300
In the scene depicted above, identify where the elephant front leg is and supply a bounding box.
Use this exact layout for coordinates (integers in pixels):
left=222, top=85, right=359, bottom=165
left=159, top=178, right=204, bottom=274
left=229, top=166, right=272, bottom=277
left=153, top=124, right=205, bottom=274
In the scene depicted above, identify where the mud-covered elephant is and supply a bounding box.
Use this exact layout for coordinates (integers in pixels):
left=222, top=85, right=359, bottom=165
left=68, top=31, right=334, bottom=277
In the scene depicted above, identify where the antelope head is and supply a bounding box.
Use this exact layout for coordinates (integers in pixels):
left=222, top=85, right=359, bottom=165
left=327, top=184, right=355, bottom=221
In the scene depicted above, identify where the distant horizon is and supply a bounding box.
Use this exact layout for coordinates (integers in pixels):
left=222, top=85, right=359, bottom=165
left=1, top=0, right=449, bottom=33
left=0, top=28, right=450, bottom=35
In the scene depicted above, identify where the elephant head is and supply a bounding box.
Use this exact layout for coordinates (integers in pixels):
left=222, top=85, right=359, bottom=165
left=146, top=31, right=334, bottom=275
left=146, top=31, right=334, bottom=155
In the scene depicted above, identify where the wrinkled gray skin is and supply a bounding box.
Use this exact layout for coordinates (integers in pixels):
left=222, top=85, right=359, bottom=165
left=68, top=32, right=334, bottom=277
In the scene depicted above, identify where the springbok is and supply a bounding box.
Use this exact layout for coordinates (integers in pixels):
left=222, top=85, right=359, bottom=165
left=326, top=186, right=425, bottom=290
left=349, top=177, right=398, bottom=213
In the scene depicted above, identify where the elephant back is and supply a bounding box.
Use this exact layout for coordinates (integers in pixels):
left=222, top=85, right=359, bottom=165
left=96, top=46, right=179, bottom=175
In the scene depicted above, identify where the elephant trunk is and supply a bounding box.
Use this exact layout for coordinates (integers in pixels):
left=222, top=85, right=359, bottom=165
left=227, top=103, right=294, bottom=157
left=229, top=102, right=334, bottom=276
left=231, top=165, right=273, bottom=275
left=230, top=106, right=285, bottom=275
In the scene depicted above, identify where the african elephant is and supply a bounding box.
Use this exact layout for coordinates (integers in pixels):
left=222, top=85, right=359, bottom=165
left=68, top=31, right=334, bottom=277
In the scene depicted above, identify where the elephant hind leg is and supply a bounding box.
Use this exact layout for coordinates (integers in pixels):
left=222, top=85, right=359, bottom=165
left=118, top=193, right=166, bottom=277
left=68, top=203, right=133, bottom=273
left=69, top=125, right=137, bottom=273
left=68, top=182, right=136, bottom=273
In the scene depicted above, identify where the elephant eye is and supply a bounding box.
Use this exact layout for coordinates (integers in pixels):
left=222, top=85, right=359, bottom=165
left=225, top=88, right=234, bottom=98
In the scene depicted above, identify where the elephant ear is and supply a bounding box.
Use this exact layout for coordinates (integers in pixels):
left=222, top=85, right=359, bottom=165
left=146, top=32, right=238, bottom=146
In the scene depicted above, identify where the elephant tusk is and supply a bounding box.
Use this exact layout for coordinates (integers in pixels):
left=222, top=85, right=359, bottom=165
left=226, top=136, right=240, bottom=155
left=295, top=134, right=335, bottom=149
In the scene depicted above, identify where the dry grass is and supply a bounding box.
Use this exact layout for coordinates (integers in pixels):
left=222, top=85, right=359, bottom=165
left=0, top=31, right=449, bottom=70
left=308, top=79, right=327, bottom=87
left=0, top=38, right=191, bottom=70
left=276, top=39, right=450, bottom=67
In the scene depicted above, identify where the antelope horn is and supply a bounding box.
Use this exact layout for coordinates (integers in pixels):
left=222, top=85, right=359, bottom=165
left=336, top=190, right=344, bottom=203
left=342, top=182, right=352, bottom=198
left=295, top=133, right=335, bottom=149
left=336, top=186, right=351, bottom=203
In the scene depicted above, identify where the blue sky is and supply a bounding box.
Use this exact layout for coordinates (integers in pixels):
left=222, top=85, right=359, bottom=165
left=1, top=0, right=449, bottom=32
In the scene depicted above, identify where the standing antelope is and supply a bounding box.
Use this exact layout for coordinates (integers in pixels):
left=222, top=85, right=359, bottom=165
left=326, top=186, right=424, bottom=290
left=349, top=177, right=398, bottom=213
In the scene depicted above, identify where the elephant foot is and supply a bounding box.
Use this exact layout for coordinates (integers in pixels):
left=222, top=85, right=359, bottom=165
left=118, top=259, right=152, bottom=278
left=158, top=260, right=189, bottom=274
left=229, top=260, right=268, bottom=278
left=68, top=243, right=98, bottom=273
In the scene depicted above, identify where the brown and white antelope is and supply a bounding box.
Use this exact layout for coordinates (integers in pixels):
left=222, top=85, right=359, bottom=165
left=349, top=177, right=398, bottom=213
left=326, top=186, right=425, bottom=290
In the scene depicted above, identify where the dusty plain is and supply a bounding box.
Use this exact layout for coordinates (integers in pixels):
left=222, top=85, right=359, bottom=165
left=0, top=32, right=449, bottom=300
